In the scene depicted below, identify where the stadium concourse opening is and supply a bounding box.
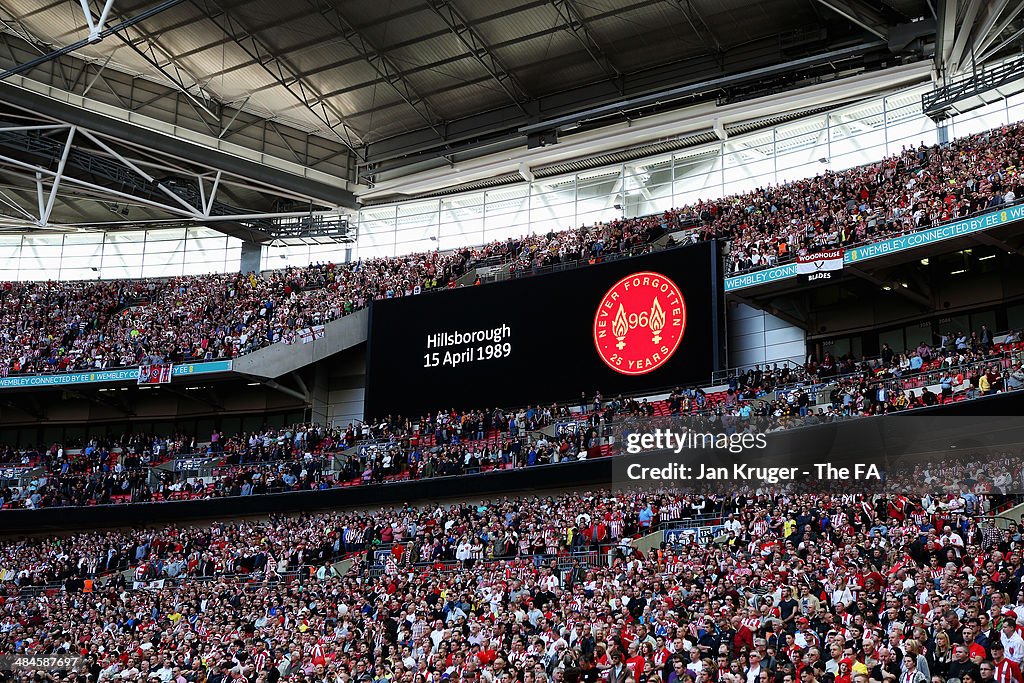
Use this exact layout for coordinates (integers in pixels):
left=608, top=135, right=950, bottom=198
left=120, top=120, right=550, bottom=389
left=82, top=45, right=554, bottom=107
left=4, top=0, right=1024, bottom=681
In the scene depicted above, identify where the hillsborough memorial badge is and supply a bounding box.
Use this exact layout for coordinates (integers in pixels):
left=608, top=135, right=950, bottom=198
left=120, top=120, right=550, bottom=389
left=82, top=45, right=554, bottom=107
left=593, top=271, right=686, bottom=375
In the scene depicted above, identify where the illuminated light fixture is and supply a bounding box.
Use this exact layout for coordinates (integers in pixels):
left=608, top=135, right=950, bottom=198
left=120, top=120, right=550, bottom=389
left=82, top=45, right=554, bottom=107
left=920, top=258, right=929, bottom=265
left=950, top=269, right=967, bottom=275
left=900, top=282, right=908, bottom=288
left=882, top=285, right=892, bottom=290
left=979, top=254, right=996, bottom=261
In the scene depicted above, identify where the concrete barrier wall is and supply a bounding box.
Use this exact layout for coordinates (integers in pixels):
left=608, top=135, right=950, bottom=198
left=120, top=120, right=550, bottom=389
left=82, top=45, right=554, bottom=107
left=231, top=309, right=369, bottom=380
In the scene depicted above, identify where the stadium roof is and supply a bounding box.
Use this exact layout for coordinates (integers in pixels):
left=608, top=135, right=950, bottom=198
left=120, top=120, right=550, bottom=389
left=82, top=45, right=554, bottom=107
left=0, top=0, right=1021, bottom=229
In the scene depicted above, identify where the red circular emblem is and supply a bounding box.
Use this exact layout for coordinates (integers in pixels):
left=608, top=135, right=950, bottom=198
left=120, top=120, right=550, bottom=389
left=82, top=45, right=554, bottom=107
left=593, top=271, right=686, bottom=375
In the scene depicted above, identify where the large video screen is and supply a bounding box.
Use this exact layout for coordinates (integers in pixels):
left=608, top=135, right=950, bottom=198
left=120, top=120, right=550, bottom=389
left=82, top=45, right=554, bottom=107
left=364, top=241, right=724, bottom=418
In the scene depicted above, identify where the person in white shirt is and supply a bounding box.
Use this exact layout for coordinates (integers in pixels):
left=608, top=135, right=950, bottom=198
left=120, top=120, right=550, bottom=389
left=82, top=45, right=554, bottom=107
left=746, top=651, right=765, bottom=683
left=1000, top=616, right=1024, bottom=663
left=941, top=526, right=965, bottom=548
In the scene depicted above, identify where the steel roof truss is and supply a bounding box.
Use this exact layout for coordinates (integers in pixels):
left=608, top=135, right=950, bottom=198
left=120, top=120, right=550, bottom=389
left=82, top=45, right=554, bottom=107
left=425, top=0, right=530, bottom=115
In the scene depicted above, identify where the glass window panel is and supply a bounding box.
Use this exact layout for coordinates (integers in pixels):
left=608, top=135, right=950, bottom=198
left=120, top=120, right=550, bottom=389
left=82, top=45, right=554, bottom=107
left=483, top=223, right=530, bottom=243
left=186, top=235, right=228, bottom=254
left=576, top=175, right=619, bottom=202
left=1007, top=304, right=1024, bottom=331
left=356, top=216, right=397, bottom=259
left=904, top=321, right=933, bottom=351
left=969, top=310, right=996, bottom=336
left=937, top=314, right=969, bottom=338
left=530, top=195, right=576, bottom=233
left=182, top=259, right=221, bottom=276
left=484, top=186, right=529, bottom=219
left=723, top=140, right=774, bottom=195
left=356, top=206, right=398, bottom=259
left=886, top=118, right=937, bottom=153
left=576, top=203, right=620, bottom=227
left=57, top=268, right=99, bottom=281
left=829, top=141, right=887, bottom=172
left=105, top=231, right=147, bottom=253
left=396, top=199, right=439, bottom=218
left=141, top=259, right=185, bottom=278
left=951, top=107, right=1008, bottom=139
left=61, top=241, right=103, bottom=260
left=98, top=264, right=138, bottom=280
left=20, top=235, right=64, bottom=279
left=1008, top=102, right=1024, bottom=127
left=625, top=184, right=675, bottom=218
left=532, top=177, right=576, bottom=203
left=878, top=328, right=905, bottom=356
left=142, top=237, right=185, bottom=255
left=440, top=194, right=484, bottom=247
left=674, top=147, right=719, bottom=174
left=395, top=209, right=439, bottom=254
left=144, top=228, right=187, bottom=242
left=185, top=226, right=224, bottom=240
left=59, top=255, right=104, bottom=272
left=62, top=233, right=103, bottom=247
left=775, top=117, right=828, bottom=183
left=624, top=156, right=673, bottom=192
left=305, top=243, right=346, bottom=265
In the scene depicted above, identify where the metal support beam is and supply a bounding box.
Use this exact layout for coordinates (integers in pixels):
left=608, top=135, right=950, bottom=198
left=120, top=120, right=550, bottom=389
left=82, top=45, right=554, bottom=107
left=194, top=0, right=365, bottom=159
left=0, top=81, right=357, bottom=207
left=96, top=6, right=220, bottom=124
left=78, top=128, right=203, bottom=217
left=0, top=0, right=186, bottom=81
left=547, top=0, right=623, bottom=94
left=936, top=0, right=957, bottom=70
left=261, top=378, right=310, bottom=403
left=662, top=0, right=725, bottom=67
left=39, top=126, right=75, bottom=226
left=67, top=389, right=135, bottom=417
left=163, top=386, right=224, bottom=411
left=946, top=0, right=983, bottom=74
left=79, top=0, right=116, bottom=43
left=425, top=0, right=530, bottom=115
left=812, top=0, right=891, bottom=40
left=972, top=231, right=1024, bottom=257
left=969, top=0, right=1012, bottom=63
left=0, top=397, right=45, bottom=421
left=847, top=266, right=931, bottom=307
left=979, top=25, right=1024, bottom=64
left=291, top=372, right=310, bottom=399
left=729, top=294, right=811, bottom=332
left=975, top=2, right=1024, bottom=59
left=301, top=0, right=447, bottom=140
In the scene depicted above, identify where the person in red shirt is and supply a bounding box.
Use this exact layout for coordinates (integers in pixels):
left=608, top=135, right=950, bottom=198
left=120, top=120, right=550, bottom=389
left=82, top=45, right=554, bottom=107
left=991, top=641, right=1023, bottom=683
left=732, top=616, right=755, bottom=654
left=625, top=641, right=646, bottom=680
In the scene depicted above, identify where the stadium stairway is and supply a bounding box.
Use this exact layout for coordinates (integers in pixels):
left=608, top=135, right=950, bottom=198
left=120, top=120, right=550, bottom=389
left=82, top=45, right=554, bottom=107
left=231, top=308, right=368, bottom=380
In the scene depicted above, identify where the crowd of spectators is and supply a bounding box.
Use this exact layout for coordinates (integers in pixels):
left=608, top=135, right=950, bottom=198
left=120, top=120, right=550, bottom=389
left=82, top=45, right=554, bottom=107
left=1, top=121, right=1023, bottom=377
left=1, top=463, right=1023, bottom=683
left=0, top=331, right=1020, bottom=511
left=704, top=122, right=1024, bottom=273
left=0, top=212, right=676, bottom=377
